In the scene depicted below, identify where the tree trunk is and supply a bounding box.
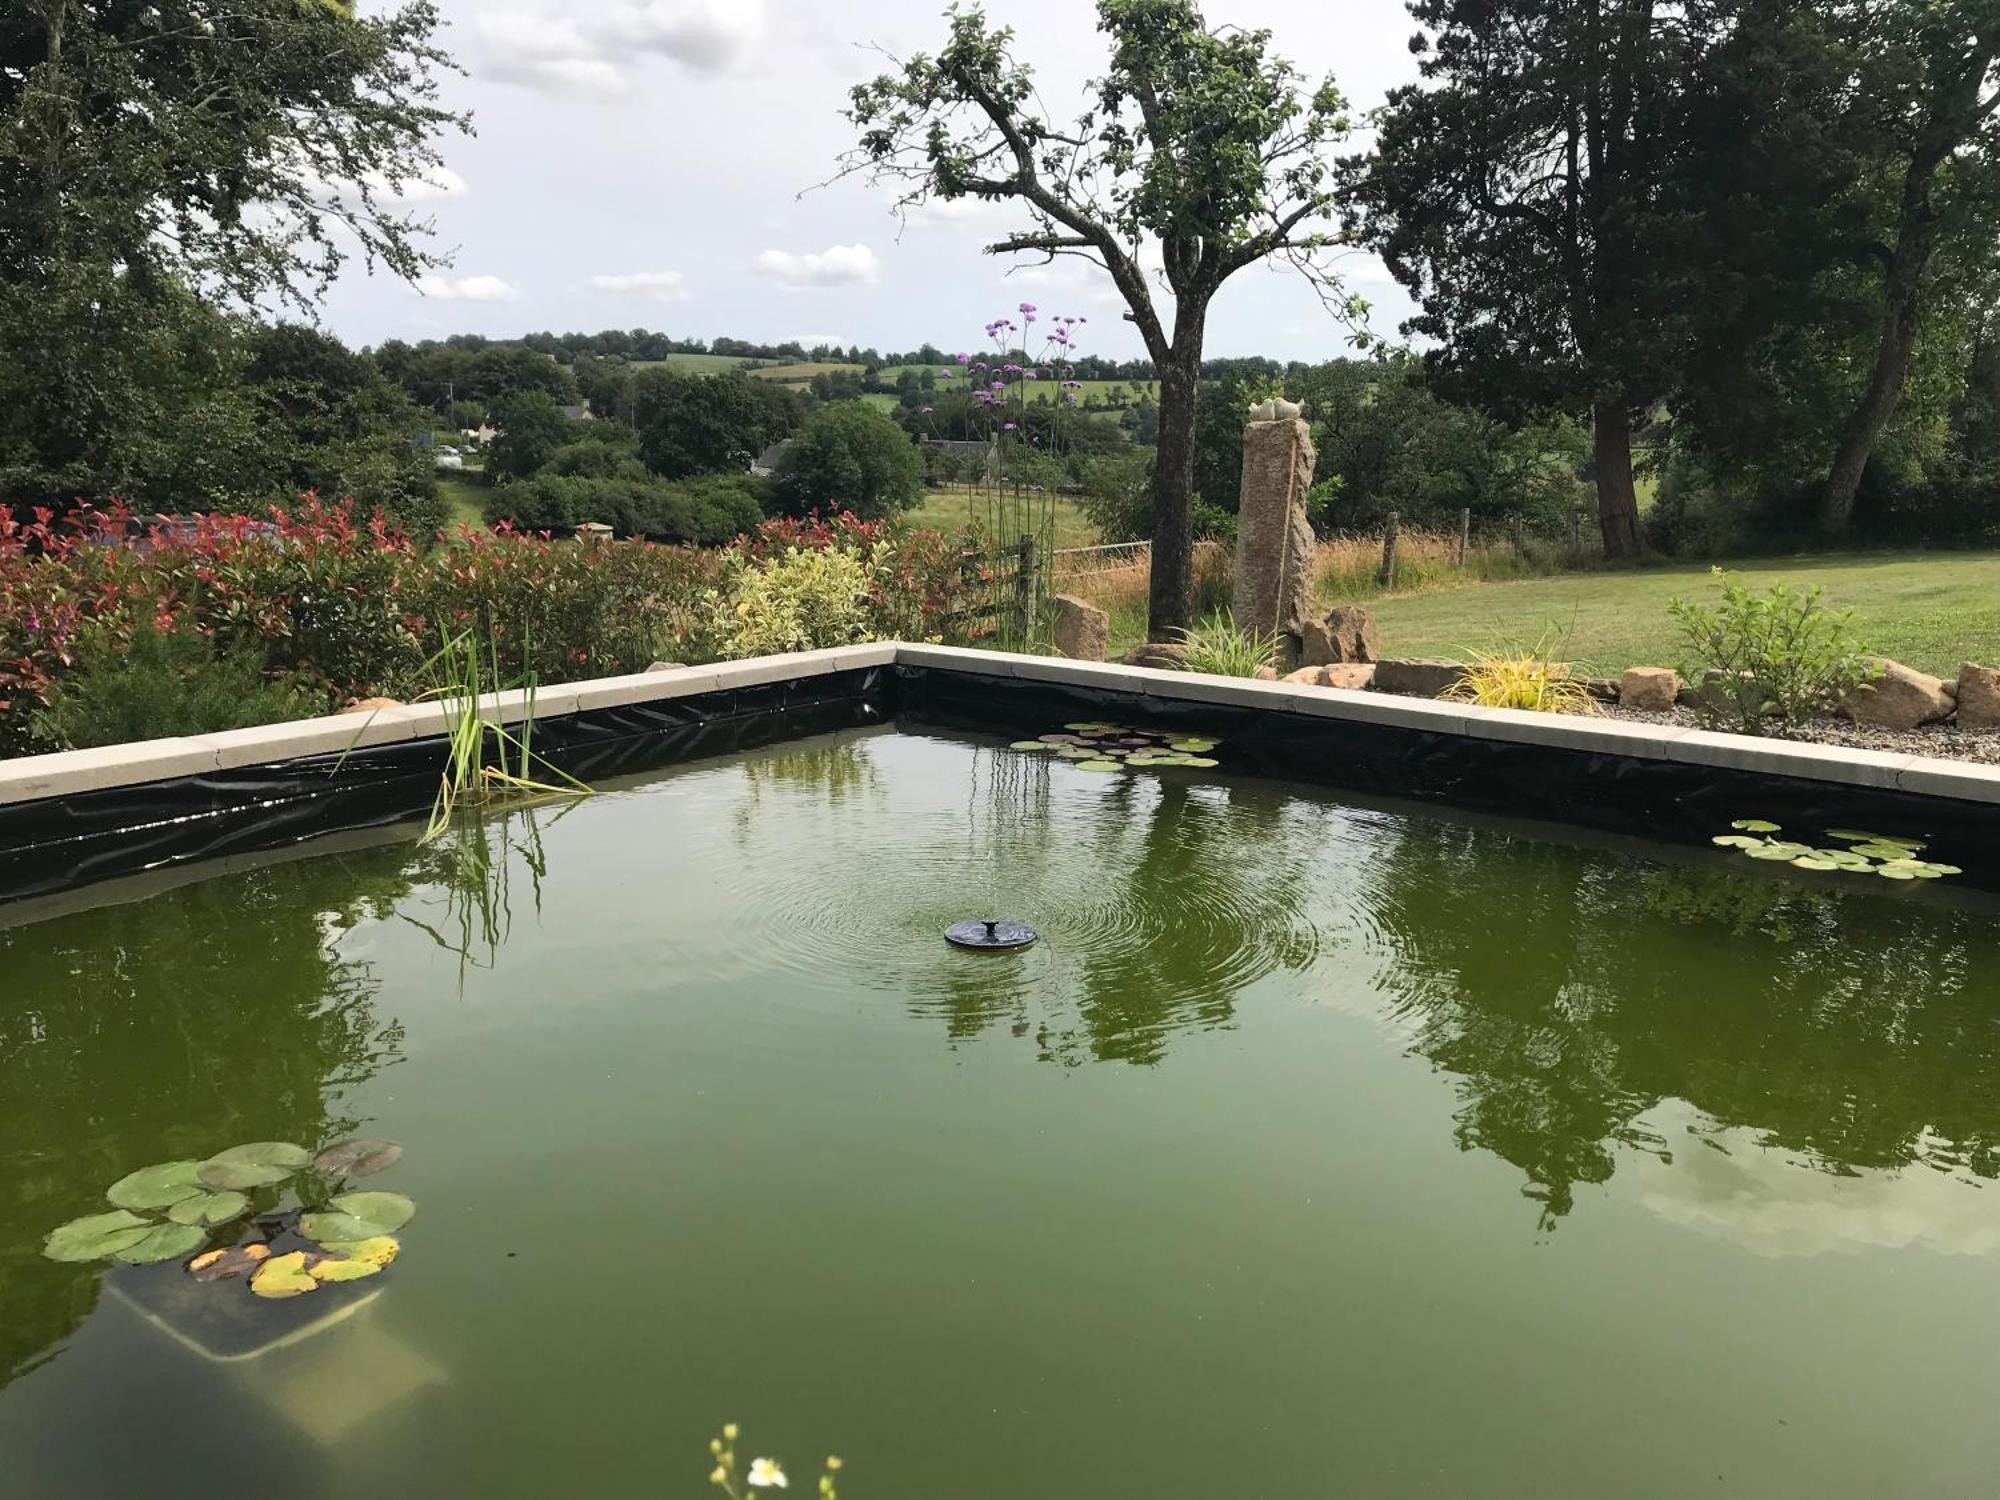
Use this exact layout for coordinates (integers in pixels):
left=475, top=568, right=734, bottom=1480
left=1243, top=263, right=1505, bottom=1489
left=1148, top=351, right=1202, bottom=641
left=1821, top=251, right=1926, bottom=536
left=1592, top=396, right=1644, bottom=559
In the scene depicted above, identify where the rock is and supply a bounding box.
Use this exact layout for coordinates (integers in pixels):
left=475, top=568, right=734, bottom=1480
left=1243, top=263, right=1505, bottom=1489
left=1584, top=677, right=1621, bottom=703
left=1254, top=667, right=1278, bottom=681
left=1125, top=642, right=1190, bottom=672
left=340, top=697, right=404, bottom=715
left=1373, top=658, right=1467, bottom=698
left=1618, top=667, right=1682, bottom=714
left=1283, top=666, right=1327, bottom=685
left=1049, top=594, right=1109, bottom=662
left=646, top=661, right=688, bottom=673
left=1323, top=663, right=1376, bottom=690
left=1841, top=657, right=1955, bottom=730
left=1957, top=662, right=2000, bottom=729
left=1300, top=605, right=1381, bottom=667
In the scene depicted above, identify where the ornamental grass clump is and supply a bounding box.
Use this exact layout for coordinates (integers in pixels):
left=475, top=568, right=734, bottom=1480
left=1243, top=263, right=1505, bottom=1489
left=1445, top=629, right=1598, bottom=714
left=1173, top=611, right=1278, bottom=678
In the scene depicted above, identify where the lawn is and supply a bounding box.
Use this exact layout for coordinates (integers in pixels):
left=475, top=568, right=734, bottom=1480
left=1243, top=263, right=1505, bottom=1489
left=907, top=487, right=1102, bottom=550
left=438, top=474, right=489, bottom=530
left=1357, top=550, right=2000, bottom=678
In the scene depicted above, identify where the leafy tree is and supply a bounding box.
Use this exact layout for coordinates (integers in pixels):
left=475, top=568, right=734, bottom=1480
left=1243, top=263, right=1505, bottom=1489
left=844, top=0, right=1365, bottom=637
left=773, top=403, right=925, bottom=520
left=1358, top=0, right=1714, bottom=559
left=485, top=392, right=578, bottom=482
left=633, top=370, right=794, bottom=479
left=0, top=1, right=463, bottom=508
left=1815, top=0, right=2000, bottom=534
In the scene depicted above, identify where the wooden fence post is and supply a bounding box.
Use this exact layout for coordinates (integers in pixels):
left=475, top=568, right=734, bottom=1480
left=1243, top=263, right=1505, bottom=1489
left=1511, top=518, right=1526, bottom=557
left=1012, top=533, right=1036, bottom=644
left=1568, top=505, right=1584, bottom=557
left=1378, top=511, right=1401, bottom=589
left=1456, top=507, right=1472, bottom=566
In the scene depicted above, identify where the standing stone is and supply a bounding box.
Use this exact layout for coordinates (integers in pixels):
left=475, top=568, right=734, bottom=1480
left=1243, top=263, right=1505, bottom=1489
left=1231, top=415, right=1318, bottom=666
left=1957, top=662, right=2000, bottom=729
left=1050, top=594, right=1109, bottom=661
left=1617, top=667, right=1682, bottom=714
left=1840, top=657, right=1955, bottom=729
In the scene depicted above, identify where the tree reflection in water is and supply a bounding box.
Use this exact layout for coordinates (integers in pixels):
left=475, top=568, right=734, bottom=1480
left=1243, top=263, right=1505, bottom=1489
left=1363, top=821, right=2000, bottom=1230
left=0, top=853, right=413, bottom=1387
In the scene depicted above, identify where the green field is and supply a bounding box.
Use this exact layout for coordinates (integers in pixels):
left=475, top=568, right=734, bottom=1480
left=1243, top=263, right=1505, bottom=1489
left=630, top=352, right=770, bottom=374
left=1355, top=551, right=2000, bottom=678
left=751, top=362, right=867, bottom=384
left=907, top=487, right=1102, bottom=550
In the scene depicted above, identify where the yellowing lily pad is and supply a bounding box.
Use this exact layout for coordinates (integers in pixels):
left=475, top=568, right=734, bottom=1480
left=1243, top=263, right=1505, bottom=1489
left=189, top=1244, right=271, bottom=1282
left=44, top=1209, right=155, bottom=1263
left=315, top=1235, right=400, bottom=1270
left=252, top=1251, right=320, bottom=1299
left=106, top=1161, right=205, bottom=1211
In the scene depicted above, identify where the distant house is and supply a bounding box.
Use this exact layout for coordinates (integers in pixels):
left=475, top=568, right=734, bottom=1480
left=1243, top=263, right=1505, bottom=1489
left=750, top=441, right=791, bottom=477
left=558, top=400, right=594, bottom=423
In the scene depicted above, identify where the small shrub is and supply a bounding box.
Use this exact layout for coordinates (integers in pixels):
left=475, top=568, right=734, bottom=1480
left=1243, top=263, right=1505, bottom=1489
left=32, top=628, right=324, bottom=749
left=1667, top=567, right=1870, bottom=733
left=719, top=546, right=877, bottom=658
left=1174, top=611, right=1277, bottom=677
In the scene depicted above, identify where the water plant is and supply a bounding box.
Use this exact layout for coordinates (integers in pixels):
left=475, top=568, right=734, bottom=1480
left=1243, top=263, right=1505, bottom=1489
left=1007, top=721, right=1222, bottom=771
left=419, top=618, right=591, bottom=842
left=709, top=1423, right=843, bottom=1498
left=1172, top=611, right=1279, bottom=678
left=42, top=1137, right=415, bottom=1298
left=1711, top=820, right=1961, bottom=881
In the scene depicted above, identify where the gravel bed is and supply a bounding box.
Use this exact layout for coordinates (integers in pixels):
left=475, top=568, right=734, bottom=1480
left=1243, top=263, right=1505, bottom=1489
left=1598, top=702, right=2000, bottom=765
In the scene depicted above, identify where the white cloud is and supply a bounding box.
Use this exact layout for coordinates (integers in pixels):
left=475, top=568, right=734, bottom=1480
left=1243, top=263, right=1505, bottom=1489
left=893, top=194, right=1017, bottom=232
left=415, top=274, right=521, bottom=303
left=475, top=1, right=766, bottom=95
left=589, top=270, right=692, bottom=303
left=757, top=243, right=882, bottom=289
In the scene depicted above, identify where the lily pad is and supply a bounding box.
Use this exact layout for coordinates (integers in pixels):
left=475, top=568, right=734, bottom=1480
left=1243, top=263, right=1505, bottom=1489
left=251, top=1251, right=320, bottom=1299
left=309, top=1255, right=386, bottom=1284
left=303, top=1191, right=416, bottom=1243
left=1038, top=734, right=1088, bottom=745
left=1712, top=835, right=1763, bottom=849
left=1875, top=865, right=1919, bottom=881
left=1182, top=757, right=1220, bottom=769
left=106, top=1160, right=204, bottom=1211
left=316, top=1235, right=401, bottom=1270
left=166, top=1190, right=251, bottom=1227
left=1731, top=819, right=1783, bottom=833
left=1062, top=722, right=1113, bottom=732
left=312, top=1140, right=404, bottom=1179
left=1790, top=856, right=1842, bottom=871
left=1009, top=741, right=1060, bottom=752
left=1073, top=760, right=1124, bottom=773
left=189, top=1244, right=271, bottom=1282
left=44, top=1209, right=155, bottom=1263
left=198, top=1141, right=311, bottom=1192
left=1744, top=845, right=1798, bottom=861
left=114, top=1222, right=208, bottom=1265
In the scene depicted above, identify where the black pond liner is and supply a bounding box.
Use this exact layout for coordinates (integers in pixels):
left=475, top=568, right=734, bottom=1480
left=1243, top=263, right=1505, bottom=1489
left=894, top=666, right=2000, bottom=893
left=4, top=658, right=1999, bottom=904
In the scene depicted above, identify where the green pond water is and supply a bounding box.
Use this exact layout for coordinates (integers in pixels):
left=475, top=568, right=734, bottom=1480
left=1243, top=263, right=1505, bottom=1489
left=4, top=726, right=2000, bottom=1497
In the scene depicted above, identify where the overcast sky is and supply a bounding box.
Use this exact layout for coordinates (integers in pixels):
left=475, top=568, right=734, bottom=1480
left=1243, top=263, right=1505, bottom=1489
left=322, top=0, right=1426, bottom=362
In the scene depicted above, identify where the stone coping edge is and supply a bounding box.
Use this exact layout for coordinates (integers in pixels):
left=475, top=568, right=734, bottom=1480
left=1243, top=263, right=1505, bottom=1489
left=2, top=639, right=1997, bottom=809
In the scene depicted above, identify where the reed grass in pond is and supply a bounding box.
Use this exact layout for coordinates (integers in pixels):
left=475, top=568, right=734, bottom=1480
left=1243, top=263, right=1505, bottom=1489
left=4, top=727, right=2000, bottom=1496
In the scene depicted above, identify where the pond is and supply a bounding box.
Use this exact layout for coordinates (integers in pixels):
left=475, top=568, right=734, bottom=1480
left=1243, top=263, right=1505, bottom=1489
left=3, top=725, right=1999, bottom=1497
